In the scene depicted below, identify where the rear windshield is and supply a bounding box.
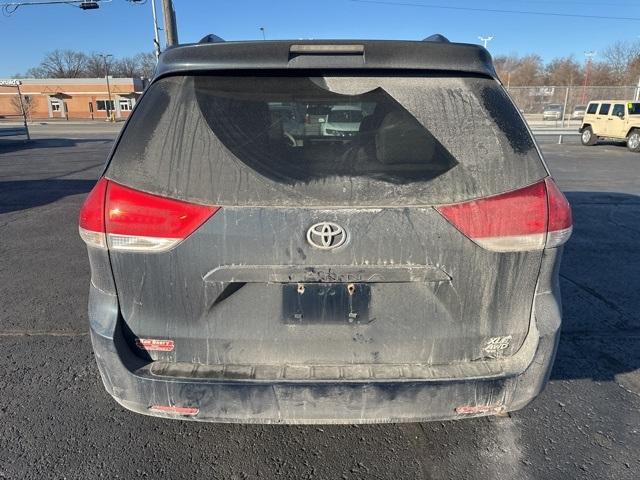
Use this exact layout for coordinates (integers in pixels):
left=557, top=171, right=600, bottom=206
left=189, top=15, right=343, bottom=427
left=107, top=74, right=546, bottom=206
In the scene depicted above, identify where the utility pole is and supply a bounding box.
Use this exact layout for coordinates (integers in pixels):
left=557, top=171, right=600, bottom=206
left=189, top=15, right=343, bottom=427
left=161, top=0, right=178, bottom=47
left=98, top=53, right=114, bottom=122
left=150, top=0, right=161, bottom=58
left=478, top=35, right=493, bottom=49
left=581, top=51, right=596, bottom=104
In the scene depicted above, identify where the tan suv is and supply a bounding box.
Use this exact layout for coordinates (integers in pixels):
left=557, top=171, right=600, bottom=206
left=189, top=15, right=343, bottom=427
left=580, top=101, right=640, bottom=151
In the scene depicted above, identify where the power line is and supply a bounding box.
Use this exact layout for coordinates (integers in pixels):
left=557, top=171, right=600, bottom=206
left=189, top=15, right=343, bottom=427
left=1, top=0, right=111, bottom=16
left=486, top=0, right=640, bottom=6
left=350, top=0, right=640, bottom=21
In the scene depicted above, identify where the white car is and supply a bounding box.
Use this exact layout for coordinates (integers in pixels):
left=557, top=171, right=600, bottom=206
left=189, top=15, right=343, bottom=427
left=543, top=104, right=564, bottom=121
left=322, top=105, right=364, bottom=138
left=571, top=105, right=587, bottom=120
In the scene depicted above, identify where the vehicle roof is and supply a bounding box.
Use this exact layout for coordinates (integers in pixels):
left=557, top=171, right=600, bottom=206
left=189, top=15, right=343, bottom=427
left=154, top=39, right=497, bottom=79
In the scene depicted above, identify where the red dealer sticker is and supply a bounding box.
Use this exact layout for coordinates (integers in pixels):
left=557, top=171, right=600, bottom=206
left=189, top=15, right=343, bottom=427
left=149, top=405, right=199, bottom=416
left=455, top=405, right=505, bottom=415
left=135, top=338, right=175, bottom=352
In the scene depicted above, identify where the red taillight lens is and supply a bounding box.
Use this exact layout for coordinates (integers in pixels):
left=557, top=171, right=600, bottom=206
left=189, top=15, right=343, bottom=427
left=435, top=178, right=572, bottom=252
left=78, top=178, right=220, bottom=252
left=78, top=177, right=108, bottom=249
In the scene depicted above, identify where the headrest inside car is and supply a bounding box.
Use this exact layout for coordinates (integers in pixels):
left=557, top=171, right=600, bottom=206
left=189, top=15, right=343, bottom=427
left=375, top=110, right=437, bottom=164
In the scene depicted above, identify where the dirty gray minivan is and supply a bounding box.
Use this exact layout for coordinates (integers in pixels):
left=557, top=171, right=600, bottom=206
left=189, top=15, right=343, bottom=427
left=79, top=36, right=572, bottom=423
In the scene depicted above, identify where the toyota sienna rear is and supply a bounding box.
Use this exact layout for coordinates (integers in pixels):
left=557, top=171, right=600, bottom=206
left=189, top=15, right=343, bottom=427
left=79, top=37, right=572, bottom=424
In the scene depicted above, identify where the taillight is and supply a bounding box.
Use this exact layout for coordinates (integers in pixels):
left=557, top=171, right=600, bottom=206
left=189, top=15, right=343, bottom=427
left=78, top=177, right=108, bottom=249
left=78, top=178, right=219, bottom=252
left=545, top=178, right=573, bottom=248
left=435, top=178, right=572, bottom=252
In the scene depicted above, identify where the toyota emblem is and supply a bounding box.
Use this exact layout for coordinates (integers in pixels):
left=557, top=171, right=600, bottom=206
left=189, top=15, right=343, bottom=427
left=306, top=222, right=347, bottom=250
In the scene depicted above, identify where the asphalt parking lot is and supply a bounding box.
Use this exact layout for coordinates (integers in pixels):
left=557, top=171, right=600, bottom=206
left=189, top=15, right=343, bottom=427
left=1, top=125, right=639, bottom=479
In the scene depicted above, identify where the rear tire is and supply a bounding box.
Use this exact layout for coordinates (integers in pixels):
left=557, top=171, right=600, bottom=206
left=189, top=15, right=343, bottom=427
left=581, top=127, right=597, bottom=146
left=627, top=129, right=640, bottom=152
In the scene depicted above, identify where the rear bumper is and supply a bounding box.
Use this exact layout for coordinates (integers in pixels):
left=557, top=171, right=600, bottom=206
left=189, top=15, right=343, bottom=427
left=88, top=280, right=561, bottom=424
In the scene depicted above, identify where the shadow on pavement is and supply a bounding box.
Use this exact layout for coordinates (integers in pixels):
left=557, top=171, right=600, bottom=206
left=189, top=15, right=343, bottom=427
left=552, top=191, right=640, bottom=383
left=0, top=137, right=113, bottom=154
left=0, top=179, right=96, bottom=214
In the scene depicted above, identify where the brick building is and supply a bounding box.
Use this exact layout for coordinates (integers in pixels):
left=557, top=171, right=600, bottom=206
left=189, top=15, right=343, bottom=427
left=0, top=78, right=145, bottom=120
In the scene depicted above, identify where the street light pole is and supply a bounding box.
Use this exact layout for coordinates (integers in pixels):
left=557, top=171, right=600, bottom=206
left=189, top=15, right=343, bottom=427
left=99, top=53, right=114, bottom=122
left=478, top=35, right=494, bottom=49
left=150, top=0, right=161, bottom=58
left=259, top=27, right=266, bottom=40
left=581, top=51, right=596, bottom=104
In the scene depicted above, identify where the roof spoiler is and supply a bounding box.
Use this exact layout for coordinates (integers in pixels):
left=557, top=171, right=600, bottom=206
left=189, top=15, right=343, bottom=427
left=200, top=34, right=449, bottom=44
left=155, top=39, right=497, bottom=80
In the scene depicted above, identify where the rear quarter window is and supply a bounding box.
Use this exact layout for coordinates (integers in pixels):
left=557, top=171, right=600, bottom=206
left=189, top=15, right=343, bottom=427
left=106, top=74, right=547, bottom=207
left=586, top=103, right=599, bottom=114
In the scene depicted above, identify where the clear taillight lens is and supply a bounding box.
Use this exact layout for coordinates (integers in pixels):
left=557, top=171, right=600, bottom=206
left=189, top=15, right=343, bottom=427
left=78, top=178, right=219, bottom=252
left=435, top=178, right=572, bottom=252
left=545, top=178, right=573, bottom=248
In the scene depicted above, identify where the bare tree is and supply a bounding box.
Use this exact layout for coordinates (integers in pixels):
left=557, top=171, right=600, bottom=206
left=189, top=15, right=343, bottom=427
left=23, top=50, right=155, bottom=79
left=24, top=66, right=47, bottom=78
left=85, top=53, right=113, bottom=77
left=516, top=55, right=545, bottom=86
left=10, top=94, right=34, bottom=118
left=29, top=50, right=89, bottom=78
left=587, top=62, right=617, bottom=86
left=602, top=40, right=640, bottom=84
left=545, top=57, right=583, bottom=86
left=113, top=57, right=139, bottom=78
left=134, top=52, right=157, bottom=78
left=494, top=54, right=521, bottom=85
left=628, top=56, right=640, bottom=86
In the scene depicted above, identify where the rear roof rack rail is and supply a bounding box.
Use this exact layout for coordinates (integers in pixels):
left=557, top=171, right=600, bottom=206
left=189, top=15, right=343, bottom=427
left=423, top=34, right=450, bottom=43
left=199, top=34, right=225, bottom=44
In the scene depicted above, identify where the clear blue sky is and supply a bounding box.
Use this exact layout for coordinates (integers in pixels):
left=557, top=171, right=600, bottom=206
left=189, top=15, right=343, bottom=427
left=1, top=0, right=639, bottom=77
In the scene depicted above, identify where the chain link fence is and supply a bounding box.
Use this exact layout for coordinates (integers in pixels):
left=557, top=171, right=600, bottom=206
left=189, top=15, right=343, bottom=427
left=507, top=85, right=640, bottom=128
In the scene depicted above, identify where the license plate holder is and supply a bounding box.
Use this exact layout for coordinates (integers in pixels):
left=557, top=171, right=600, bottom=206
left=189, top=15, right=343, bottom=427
left=282, top=283, right=371, bottom=324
